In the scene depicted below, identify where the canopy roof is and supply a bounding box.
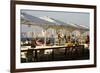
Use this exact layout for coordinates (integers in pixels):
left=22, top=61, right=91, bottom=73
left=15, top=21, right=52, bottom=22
left=21, top=12, right=89, bottom=31
left=21, top=12, right=56, bottom=29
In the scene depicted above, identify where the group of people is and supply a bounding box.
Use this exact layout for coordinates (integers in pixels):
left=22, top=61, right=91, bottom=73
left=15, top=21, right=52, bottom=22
left=56, top=32, right=89, bottom=48
left=21, top=33, right=89, bottom=49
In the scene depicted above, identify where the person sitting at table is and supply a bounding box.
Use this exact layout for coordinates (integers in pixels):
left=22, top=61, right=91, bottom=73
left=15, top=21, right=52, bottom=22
left=31, top=39, right=36, bottom=48
left=65, top=41, right=73, bottom=47
left=26, top=39, right=36, bottom=62
left=65, top=36, right=73, bottom=47
left=85, top=35, right=90, bottom=48
left=57, top=32, right=62, bottom=45
left=46, top=39, right=51, bottom=46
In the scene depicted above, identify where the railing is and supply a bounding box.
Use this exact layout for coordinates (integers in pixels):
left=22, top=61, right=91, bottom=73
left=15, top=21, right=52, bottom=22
left=21, top=45, right=85, bottom=62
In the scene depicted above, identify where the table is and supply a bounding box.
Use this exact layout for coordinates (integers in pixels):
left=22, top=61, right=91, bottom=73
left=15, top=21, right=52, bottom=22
left=21, top=45, right=68, bottom=61
left=21, top=45, right=84, bottom=62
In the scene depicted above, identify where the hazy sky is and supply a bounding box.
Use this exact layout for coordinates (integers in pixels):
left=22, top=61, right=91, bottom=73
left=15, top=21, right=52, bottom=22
left=21, top=9, right=90, bottom=27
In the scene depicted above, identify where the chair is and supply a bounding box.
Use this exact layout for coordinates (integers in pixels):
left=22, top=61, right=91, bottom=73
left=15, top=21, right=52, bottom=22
left=26, top=49, right=35, bottom=62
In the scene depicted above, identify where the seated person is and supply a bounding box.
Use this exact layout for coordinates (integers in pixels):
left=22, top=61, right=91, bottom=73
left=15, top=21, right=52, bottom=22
left=65, top=41, right=73, bottom=47
left=31, top=39, right=36, bottom=48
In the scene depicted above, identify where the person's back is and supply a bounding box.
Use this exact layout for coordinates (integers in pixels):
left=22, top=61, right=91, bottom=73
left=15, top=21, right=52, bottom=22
left=31, top=39, right=36, bottom=48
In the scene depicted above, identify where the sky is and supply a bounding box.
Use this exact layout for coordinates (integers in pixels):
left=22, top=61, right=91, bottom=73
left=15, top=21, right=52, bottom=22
left=21, top=9, right=90, bottom=27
